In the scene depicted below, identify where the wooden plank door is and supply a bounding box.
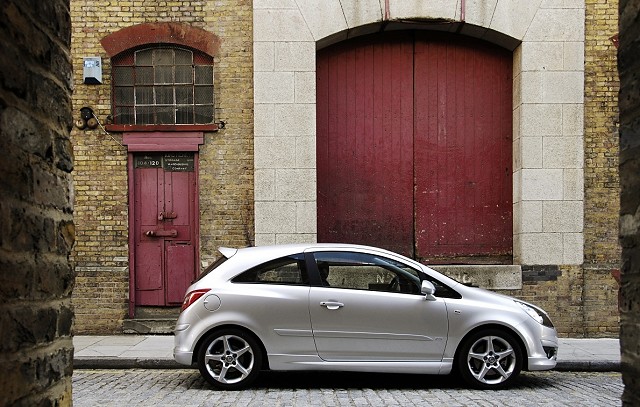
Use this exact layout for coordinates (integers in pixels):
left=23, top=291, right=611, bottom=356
left=133, top=153, right=197, bottom=306
left=413, top=35, right=513, bottom=262
left=317, top=33, right=415, bottom=257
left=317, top=33, right=513, bottom=263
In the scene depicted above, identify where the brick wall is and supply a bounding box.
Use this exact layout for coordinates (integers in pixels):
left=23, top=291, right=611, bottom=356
left=0, top=1, right=75, bottom=405
left=582, top=0, right=621, bottom=335
left=619, top=0, right=640, bottom=404
left=70, top=0, right=254, bottom=333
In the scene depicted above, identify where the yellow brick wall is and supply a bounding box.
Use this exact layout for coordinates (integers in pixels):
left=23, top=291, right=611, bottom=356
left=582, top=0, right=620, bottom=335
left=70, top=0, right=253, bottom=333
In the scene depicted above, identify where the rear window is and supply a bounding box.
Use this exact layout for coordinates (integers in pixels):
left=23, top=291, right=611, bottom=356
left=232, top=254, right=308, bottom=285
left=195, top=254, right=228, bottom=282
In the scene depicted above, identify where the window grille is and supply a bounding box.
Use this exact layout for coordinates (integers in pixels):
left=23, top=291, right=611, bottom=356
left=111, top=47, right=214, bottom=125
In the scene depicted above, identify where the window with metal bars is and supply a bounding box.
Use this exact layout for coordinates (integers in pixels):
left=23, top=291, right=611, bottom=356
left=111, top=47, right=214, bottom=125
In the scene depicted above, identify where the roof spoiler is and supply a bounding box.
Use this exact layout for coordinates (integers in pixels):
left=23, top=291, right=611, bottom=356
left=218, top=247, right=238, bottom=258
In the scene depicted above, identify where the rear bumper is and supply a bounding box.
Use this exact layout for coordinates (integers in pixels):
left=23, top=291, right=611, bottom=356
left=173, top=323, right=196, bottom=366
left=173, top=348, right=194, bottom=366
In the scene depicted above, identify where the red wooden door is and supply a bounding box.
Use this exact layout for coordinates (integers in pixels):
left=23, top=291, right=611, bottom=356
left=414, top=35, right=512, bottom=262
left=133, top=152, right=197, bottom=306
left=317, top=33, right=415, bottom=257
left=317, top=32, right=512, bottom=263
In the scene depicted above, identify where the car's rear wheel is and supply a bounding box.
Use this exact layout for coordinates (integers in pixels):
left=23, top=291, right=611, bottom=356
left=197, top=328, right=263, bottom=390
left=456, top=329, right=523, bottom=389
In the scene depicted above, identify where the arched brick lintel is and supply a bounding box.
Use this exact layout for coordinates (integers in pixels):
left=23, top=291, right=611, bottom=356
left=101, top=23, right=220, bottom=57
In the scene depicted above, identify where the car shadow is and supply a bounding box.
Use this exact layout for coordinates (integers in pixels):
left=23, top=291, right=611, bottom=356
left=186, top=370, right=557, bottom=391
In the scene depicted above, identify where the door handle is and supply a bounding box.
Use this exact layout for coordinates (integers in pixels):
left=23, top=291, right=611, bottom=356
left=144, top=229, right=178, bottom=237
left=158, top=211, right=177, bottom=221
left=320, top=301, right=344, bottom=310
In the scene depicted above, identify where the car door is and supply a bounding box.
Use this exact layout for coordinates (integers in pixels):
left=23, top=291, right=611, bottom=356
left=307, top=251, right=449, bottom=362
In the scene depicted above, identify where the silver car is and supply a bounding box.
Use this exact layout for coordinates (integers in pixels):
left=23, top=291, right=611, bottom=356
left=174, top=244, right=557, bottom=390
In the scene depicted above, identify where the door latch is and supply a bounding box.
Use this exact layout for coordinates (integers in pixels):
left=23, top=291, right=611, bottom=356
left=158, top=211, right=177, bottom=221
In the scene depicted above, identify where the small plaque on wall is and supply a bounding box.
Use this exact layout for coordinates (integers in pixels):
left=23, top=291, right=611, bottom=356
left=163, top=152, right=195, bottom=172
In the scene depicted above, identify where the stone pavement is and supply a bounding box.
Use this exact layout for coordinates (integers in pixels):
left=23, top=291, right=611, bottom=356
left=73, top=335, right=621, bottom=371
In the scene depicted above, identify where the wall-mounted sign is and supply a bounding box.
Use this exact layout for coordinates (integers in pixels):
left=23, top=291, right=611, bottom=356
left=135, top=154, right=162, bottom=168
left=134, top=153, right=194, bottom=172
left=163, top=152, right=195, bottom=172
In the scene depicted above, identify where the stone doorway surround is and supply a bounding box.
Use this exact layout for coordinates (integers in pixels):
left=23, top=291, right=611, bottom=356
left=253, top=0, right=585, bottom=271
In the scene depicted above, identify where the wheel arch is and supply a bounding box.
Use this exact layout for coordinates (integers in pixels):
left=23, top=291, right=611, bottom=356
left=453, top=323, right=529, bottom=371
left=192, top=324, right=270, bottom=370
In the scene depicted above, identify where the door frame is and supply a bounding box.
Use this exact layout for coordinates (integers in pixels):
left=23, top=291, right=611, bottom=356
left=124, top=132, right=203, bottom=317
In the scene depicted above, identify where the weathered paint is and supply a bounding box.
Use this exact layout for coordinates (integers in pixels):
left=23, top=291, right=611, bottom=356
left=133, top=153, right=197, bottom=306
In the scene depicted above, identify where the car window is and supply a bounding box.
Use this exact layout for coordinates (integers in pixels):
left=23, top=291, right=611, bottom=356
left=232, top=254, right=308, bottom=285
left=312, top=252, right=421, bottom=295
left=195, top=253, right=228, bottom=282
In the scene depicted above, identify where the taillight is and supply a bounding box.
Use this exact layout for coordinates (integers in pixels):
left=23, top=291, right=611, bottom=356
left=181, top=289, right=210, bottom=312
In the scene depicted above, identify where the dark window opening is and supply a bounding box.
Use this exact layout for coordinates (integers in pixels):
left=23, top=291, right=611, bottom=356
left=111, top=47, right=214, bottom=125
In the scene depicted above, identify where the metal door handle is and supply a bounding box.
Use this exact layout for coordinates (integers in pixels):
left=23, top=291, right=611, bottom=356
left=320, top=301, right=344, bottom=310
left=144, top=229, right=178, bottom=237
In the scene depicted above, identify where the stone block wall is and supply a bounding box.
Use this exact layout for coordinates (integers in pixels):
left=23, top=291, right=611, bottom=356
left=619, top=0, right=640, bottom=404
left=70, top=0, right=254, bottom=333
left=0, top=1, right=75, bottom=405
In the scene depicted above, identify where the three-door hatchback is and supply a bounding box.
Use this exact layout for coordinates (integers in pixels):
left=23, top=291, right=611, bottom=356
left=174, top=244, right=558, bottom=390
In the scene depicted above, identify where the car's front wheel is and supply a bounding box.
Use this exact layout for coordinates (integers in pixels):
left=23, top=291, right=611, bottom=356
left=456, top=329, right=523, bottom=389
left=197, top=328, right=263, bottom=390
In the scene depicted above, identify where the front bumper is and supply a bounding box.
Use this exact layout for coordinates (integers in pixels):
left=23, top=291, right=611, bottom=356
left=527, top=338, right=558, bottom=371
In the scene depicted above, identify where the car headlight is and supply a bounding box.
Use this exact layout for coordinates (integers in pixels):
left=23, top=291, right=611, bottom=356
left=515, top=300, right=555, bottom=328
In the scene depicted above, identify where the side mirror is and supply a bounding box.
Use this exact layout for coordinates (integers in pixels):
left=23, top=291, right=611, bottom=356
left=421, top=280, right=437, bottom=301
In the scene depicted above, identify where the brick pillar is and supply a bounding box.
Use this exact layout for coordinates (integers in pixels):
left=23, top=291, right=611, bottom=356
left=0, top=1, right=75, bottom=406
left=619, top=0, right=640, bottom=405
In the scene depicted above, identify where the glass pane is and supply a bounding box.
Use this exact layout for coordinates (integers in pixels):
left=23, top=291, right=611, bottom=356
left=136, top=106, right=154, bottom=125
left=194, top=105, right=214, bottom=124
left=174, top=49, right=193, bottom=65
left=175, top=66, right=192, bottom=84
left=135, top=49, right=153, bottom=65
left=114, top=86, right=134, bottom=104
left=195, top=86, right=214, bottom=104
left=113, top=66, right=134, bottom=86
left=176, top=105, right=194, bottom=124
left=154, top=49, right=174, bottom=65
left=155, top=86, right=174, bottom=104
left=114, top=106, right=134, bottom=124
left=195, top=65, right=214, bottom=85
left=135, top=86, right=154, bottom=104
left=175, top=86, right=193, bottom=104
left=156, top=106, right=174, bottom=124
left=135, top=67, right=153, bottom=85
left=155, top=66, right=173, bottom=84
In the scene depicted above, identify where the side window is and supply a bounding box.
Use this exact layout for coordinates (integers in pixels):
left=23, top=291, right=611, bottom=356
left=232, top=254, right=308, bottom=285
left=313, top=252, right=421, bottom=294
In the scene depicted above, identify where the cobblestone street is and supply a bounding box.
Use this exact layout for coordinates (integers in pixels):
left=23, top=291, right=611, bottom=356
left=73, top=369, right=622, bottom=406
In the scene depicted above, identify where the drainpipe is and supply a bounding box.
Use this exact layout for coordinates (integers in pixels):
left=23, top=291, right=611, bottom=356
left=384, top=0, right=390, bottom=20
left=461, top=0, right=466, bottom=22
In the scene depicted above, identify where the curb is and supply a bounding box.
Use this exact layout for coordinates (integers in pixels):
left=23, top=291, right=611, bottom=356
left=74, top=358, right=185, bottom=369
left=73, top=358, right=621, bottom=372
left=555, top=360, right=621, bottom=372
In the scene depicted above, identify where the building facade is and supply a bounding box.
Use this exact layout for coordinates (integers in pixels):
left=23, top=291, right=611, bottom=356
left=70, top=0, right=620, bottom=336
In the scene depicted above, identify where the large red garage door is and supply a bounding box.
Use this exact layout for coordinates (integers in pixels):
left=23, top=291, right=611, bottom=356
left=317, top=32, right=513, bottom=263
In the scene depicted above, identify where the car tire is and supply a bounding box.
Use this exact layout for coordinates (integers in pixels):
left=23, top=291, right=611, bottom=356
left=456, top=329, right=523, bottom=389
left=197, top=328, right=263, bottom=390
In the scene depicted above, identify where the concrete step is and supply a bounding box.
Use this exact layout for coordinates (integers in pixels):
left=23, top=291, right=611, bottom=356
left=123, top=318, right=176, bottom=334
